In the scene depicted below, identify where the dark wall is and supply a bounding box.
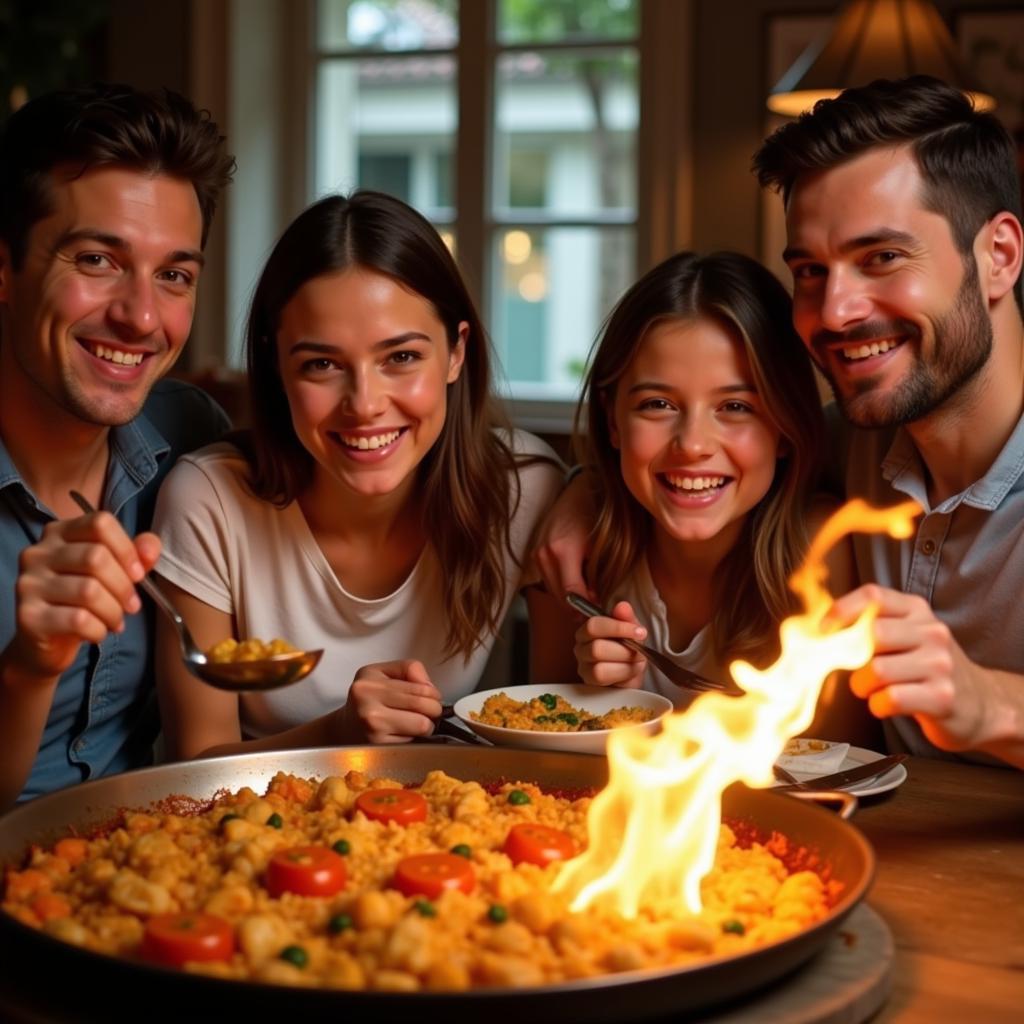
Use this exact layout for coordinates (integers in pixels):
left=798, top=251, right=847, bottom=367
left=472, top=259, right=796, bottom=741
left=105, top=0, right=189, bottom=93
left=0, top=1, right=109, bottom=111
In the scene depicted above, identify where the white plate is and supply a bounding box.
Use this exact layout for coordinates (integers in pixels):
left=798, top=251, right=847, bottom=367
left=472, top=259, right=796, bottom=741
left=775, top=745, right=908, bottom=798
left=453, top=684, right=673, bottom=756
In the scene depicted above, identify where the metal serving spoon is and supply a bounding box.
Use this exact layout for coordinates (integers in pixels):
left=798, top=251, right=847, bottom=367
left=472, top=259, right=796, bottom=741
left=70, top=491, right=323, bottom=692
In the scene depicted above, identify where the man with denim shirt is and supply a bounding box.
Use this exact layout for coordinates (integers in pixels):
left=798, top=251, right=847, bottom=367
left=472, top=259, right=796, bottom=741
left=0, top=85, right=234, bottom=806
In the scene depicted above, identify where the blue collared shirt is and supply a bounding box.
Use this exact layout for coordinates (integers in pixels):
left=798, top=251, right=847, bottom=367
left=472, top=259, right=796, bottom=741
left=0, top=379, right=228, bottom=801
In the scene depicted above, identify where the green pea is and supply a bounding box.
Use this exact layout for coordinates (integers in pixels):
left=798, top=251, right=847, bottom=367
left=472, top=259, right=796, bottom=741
left=266, top=812, right=283, bottom=829
left=332, top=839, right=351, bottom=856
left=413, top=899, right=437, bottom=918
left=327, top=913, right=353, bottom=934
left=538, top=693, right=557, bottom=710
left=279, top=944, right=308, bottom=967
left=487, top=904, right=509, bottom=924
left=450, top=844, right=472, bottom=858
left=507, top=789, right=531, bottom=806
left=722, top=919, right=746, bottom=935
left=556, top=712, right=580, bottom=726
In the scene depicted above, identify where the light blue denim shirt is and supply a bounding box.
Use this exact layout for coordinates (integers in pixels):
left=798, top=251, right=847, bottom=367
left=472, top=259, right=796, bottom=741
left=0, top=380, right=228, bottom=802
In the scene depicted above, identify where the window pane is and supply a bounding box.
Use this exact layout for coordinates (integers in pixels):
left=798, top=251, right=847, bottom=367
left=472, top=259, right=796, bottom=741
left=318, top=0, right=458, bottom=52
left=497, top=0, right=637, bottom=46
left=493, top=49, right=638, bottom=216
left=317, top=56, right=455, bottom=222
left=492, top=227, right=634, bottom=398
left=357, top=153, right=411, bottom=196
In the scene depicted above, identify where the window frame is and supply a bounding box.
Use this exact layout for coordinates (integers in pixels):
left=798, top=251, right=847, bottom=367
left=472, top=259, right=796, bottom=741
left=287, top=0, right=695, bottom=431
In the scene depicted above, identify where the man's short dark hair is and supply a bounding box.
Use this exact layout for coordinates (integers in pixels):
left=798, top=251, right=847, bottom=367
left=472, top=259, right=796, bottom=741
left=0, top=82, right=235, bottom=267
left=753, top=75, right=1022, bottom=261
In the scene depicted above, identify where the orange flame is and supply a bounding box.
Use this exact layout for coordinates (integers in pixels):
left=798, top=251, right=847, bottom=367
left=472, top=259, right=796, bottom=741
left=553, top=499, right=920, bottom=918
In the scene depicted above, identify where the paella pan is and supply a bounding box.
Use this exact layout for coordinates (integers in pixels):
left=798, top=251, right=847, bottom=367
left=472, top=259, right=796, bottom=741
left=0, top=745, right=873, bottom=1023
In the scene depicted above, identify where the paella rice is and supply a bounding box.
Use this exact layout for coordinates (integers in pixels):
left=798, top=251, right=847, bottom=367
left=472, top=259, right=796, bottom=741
left=206, top=637, right=298, bottom=662
left=470, top=691, right=657, bottom=733
left=1, top=770, right=834, bottom=991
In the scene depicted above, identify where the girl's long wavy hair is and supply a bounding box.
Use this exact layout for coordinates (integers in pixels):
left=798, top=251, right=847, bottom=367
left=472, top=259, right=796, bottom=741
left=576, top=250, right=825, bottom=664
left=243, top=190, right=522, bottom=660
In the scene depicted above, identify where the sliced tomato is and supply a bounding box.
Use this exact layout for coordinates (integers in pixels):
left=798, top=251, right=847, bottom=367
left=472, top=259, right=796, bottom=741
left=266, top=846, right=347, bottom=898
left=140, top=912, right=235, bottom=968
left=504, top=823, right=577, bottom=866
left=393, top=853, right=476, bottom=899
left=354, top=788, right=428, bottom=826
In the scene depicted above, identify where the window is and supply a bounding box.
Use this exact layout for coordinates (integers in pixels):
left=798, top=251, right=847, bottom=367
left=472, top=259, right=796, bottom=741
left=301, top=0, right=690, bottom=425
left=489, top=4, right=638, bottom=400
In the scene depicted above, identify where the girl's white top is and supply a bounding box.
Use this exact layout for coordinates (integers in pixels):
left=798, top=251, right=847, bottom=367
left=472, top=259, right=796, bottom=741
left=615, top=556, right=735, bottom=709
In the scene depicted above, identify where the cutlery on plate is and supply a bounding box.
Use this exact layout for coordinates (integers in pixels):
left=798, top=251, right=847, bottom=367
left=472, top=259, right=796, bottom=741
left=772, top=753, right=909, bottom=792
left=565, top=592, right=739, bottom=695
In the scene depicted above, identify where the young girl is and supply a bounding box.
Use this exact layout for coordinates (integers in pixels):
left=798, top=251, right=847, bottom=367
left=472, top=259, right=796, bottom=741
left=559, top=250, right=868, bottom=740
left=153, top=191, right=567, bottom=759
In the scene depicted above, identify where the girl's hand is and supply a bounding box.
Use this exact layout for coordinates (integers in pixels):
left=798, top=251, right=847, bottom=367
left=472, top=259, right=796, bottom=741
left=573, top=600, right=647, bottom=689
left=338, top=660, right=443, bottom=743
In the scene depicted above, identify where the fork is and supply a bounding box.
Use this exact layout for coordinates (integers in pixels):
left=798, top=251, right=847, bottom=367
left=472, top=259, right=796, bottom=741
left=565, top=593, right=739, bottom=695
left=429, top=705, right=491, bottom=746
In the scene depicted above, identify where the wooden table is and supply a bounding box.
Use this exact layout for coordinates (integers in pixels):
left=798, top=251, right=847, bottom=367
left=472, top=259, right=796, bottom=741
left=855, top=756, right=1024, bottom=1023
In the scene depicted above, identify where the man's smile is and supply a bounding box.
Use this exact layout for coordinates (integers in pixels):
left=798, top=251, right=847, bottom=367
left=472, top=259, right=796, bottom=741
left=839, top=338, right=904, bottom=362
left=79, top=340, right=148, bottom=367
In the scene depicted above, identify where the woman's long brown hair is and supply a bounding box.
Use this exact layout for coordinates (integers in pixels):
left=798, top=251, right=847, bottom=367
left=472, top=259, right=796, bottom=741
left=576, top=251, right=826, bottom=665
left=243, top=191, right=525, bottom=660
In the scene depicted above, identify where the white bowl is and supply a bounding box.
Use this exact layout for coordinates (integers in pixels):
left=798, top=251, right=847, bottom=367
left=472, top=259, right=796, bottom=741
left=452, top=684, right=673, bottom=756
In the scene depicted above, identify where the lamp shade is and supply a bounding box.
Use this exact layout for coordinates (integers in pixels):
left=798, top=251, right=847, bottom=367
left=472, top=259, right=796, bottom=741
left=767, top=0, right=995, bottom=116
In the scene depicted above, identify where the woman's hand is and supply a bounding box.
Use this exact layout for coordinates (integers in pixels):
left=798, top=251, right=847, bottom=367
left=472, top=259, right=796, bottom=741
left=338, top=660, right=443, bottom=743
left=573, top=600, right=647, bottom=689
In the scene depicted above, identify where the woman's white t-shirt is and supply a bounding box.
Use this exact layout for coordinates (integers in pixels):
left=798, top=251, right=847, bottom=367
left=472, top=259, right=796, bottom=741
left=153, top=433, right=562, bottom=737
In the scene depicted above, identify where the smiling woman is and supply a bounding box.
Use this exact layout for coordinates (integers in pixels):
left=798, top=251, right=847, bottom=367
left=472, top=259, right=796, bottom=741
left=276, top=266, right=465, bottom=506
left=151, top=190, right=569, bottom=762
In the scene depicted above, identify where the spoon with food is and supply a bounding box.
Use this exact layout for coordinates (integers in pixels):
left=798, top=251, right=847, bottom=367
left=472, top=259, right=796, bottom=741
left=70, top=491, right=323, bottom=691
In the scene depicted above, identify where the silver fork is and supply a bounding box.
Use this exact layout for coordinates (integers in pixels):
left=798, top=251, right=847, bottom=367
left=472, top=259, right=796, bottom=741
left=565, top=593, right=739, bottom=695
